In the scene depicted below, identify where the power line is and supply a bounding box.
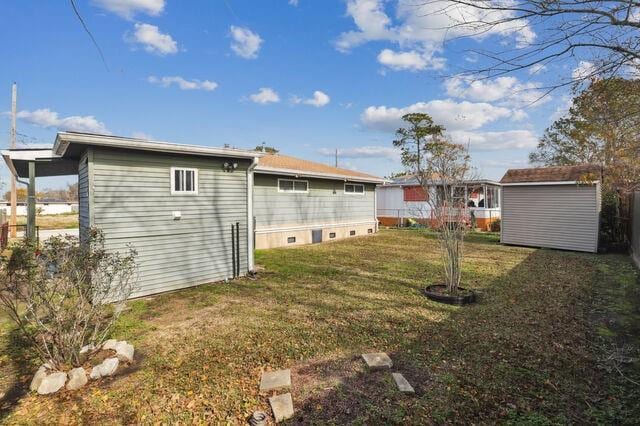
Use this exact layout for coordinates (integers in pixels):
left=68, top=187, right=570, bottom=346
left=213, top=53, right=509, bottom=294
left=69, top=0, right=109, bottom=71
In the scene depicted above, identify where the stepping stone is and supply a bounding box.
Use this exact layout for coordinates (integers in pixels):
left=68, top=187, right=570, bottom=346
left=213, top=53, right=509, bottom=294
left=361, top=352, right=393, bottom=370
left=259, top=369, right=291, bottom=392
left=392, top=372, right=415, bottom=394
left=269, top=393, right=294, bottom=423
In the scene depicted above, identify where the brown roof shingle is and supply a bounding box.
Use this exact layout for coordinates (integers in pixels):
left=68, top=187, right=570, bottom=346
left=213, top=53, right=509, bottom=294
left=500, top=164, right=602, bottom=184
left=256, top=153, right=383, bottom=182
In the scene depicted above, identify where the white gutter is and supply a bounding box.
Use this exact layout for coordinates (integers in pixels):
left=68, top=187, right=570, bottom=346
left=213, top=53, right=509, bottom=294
left=500, top=180, right=600, bottom=186
left=247, top=157, right=259, bottom=272
left=54, top=132, right=263, bottom=160
left=255, top=166, right=384, bottom=184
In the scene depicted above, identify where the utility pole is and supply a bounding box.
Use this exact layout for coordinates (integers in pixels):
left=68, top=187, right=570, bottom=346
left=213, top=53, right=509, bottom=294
left=9, top=83, right=17, bottom=238
left=335, top=148, right=338, bottom=167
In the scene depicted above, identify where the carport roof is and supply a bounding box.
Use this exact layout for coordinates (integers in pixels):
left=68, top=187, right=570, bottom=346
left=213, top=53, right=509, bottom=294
left=1, top=149, right=78, bottom=179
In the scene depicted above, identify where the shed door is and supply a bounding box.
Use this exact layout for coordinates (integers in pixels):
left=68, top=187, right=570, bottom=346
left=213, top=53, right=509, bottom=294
left=312, top=229, right=322, bottom=244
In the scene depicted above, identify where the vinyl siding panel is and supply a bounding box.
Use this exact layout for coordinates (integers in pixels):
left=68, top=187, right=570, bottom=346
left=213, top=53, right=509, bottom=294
left=501, top=184, right=599, bottom=253
left=89, top=147, right=250, bottom=298
left=253, top=174, right=376, bottom=228
left=78, top=150, right=90, bottom=243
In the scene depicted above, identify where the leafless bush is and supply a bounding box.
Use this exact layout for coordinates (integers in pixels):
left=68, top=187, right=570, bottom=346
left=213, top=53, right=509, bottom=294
left=0, top=229, right=137, bottom=370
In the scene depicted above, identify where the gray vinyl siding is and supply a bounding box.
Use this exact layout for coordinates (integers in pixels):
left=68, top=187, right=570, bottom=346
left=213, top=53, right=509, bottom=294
left=86, top=147, right=250, bottom=298
left=632, top=191, right=640, bottom=268
left=78, top=151, right=90, bottom=243
left=501, top=184, right=600, bottom=253
left=253, top=174, right=376, bottom=228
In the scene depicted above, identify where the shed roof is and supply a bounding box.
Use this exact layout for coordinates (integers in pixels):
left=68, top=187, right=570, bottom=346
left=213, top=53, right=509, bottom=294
left=256, top=153, right=384, bottom=183
left=500, top=164, right=602, bottom=184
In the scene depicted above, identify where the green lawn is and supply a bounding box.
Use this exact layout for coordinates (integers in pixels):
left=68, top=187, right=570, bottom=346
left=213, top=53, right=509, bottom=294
left=1, top=229, right=639, bottom=424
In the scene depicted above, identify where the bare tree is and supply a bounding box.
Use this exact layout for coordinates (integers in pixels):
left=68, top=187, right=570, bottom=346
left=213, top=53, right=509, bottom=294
left=419, top=0, right=640, bottom=87
left=394, top=113, right=474, bottom=294
left=0, top=229, right=137, bottom=369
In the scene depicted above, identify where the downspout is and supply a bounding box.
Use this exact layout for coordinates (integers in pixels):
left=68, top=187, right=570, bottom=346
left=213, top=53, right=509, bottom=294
left=247, top=156, right=259, bottom=272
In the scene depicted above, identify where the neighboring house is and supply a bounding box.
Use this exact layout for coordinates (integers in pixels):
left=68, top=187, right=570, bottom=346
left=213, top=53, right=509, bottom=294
left=376, top=175, right=501, bottom=230
left=253, top=154, right=383, bottom=249
left=2, top=132, right=383, bottom=298
left=500, top=164, right=602, bottom=253
left=1, top=201, right=78, bottom=216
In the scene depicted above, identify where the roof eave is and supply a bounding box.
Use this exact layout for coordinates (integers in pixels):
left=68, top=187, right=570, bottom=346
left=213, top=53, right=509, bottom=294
left=255, top=166, right=384, bottom=183
left=55, top=132, right=264, bottom=159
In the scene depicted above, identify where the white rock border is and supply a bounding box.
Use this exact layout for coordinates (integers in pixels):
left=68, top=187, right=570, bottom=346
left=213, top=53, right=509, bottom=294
left=29, top=339, right=135, bottom=396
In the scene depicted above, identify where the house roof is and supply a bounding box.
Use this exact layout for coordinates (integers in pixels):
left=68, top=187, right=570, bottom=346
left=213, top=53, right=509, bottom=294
left=54, top=132, right=263, bottom=160
left=255, top=153, right=384, bottom=183
left=381, top=173, right=500, bottom=187
left=500, top=164, right=602, bottom=184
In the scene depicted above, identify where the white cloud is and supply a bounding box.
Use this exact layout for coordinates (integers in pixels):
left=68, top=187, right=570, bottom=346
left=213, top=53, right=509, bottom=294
left=93, top=0, right=164, bottom=19
left=289, top=0, right=299, bottom=6
left=377, top=48, right=445, bottom=71
left=528, top=63, right=547, bottom=75
left=128, top=23, right=178, bottom=55
left=16, top=108, right=110, bottom=134
left=361, top=99, right=514, bottom=132
left=230, top=26, right=263, bottom=59
left=572, top=61, right=596, bottom=80
left=291, top=90, right=331, bottom=107
left=450, top=130, right=539, bottom=150
left=336, top=0, right=536, bottom=67
left=147, top=76, right=218, bottom=91
left=444, top=76, right=550, bottom=108
left=250, top=87, right=280, bottom=104
left=318, top=145, right=399, bottom=161
left=131, top=131, right=153, bottom=139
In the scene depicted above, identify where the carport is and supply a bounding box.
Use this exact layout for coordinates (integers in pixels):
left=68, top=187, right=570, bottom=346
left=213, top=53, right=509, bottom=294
left=1, top=149, right=78, bottom=241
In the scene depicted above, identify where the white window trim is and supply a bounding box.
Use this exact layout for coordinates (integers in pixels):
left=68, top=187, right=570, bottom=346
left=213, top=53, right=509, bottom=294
left=277, top=178, right=309, bottom=194
left=344, top=183, right=365, bottom=195
left=170, top=167, right=199, bottom=195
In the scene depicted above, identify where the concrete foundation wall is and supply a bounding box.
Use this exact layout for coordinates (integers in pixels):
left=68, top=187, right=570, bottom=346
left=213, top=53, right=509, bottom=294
left=255, top=222, right=377, bottom=249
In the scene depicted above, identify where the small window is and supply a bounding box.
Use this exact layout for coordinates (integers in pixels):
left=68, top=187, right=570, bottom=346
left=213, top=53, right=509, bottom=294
left=350, top=230, right=356, bottom=236
left=344, top=183, right=365, bottom=194
left=278, top=179, right=308, bottom=193
left=171, top=167, right=198, bottom=195
left=367, top=228, right=373, bottom=234
left=287, top=236, right=296, bottom=243
left=329, top=232, right=336, bottom=239
left=403, top=186, right=428, bottom=202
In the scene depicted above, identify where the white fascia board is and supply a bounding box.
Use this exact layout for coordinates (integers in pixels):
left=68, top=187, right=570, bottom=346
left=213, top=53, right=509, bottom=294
left=54, top=132, right=263, bottom=160
left=500, top=180, right=600, bottom=186
left=255, top=166, right=384, bottom=184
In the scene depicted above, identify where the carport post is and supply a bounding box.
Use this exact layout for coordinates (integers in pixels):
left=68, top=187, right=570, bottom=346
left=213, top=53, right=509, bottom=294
left=26, top=160, right=36, bottom=242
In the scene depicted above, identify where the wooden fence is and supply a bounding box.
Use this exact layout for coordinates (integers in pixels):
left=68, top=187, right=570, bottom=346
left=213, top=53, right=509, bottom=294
left=631, top=191, right=640, bottom=269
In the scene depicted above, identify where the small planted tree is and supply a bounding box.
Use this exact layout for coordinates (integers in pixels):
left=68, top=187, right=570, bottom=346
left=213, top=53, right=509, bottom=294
left=394, top=113, right=474, bottom=297
left=0, top=229, right=137, bottom=370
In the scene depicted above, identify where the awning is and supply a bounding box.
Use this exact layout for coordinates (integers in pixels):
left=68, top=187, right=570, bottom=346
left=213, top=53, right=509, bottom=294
left=2, top=149, right=79, bottom=178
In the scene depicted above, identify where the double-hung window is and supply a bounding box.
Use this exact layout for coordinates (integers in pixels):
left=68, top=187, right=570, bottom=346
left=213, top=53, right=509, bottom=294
left=171, top=167, right=198, bottom=195
left=278, top=179, right=308, bottom=193
left=344, top=183, right=365, bottom=195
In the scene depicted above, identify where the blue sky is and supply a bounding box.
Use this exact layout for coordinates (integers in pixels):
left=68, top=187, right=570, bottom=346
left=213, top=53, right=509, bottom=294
left=1, top=0, right=584, bottom=189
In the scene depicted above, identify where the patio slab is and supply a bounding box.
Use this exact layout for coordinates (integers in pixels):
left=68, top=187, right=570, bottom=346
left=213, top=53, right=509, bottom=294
left=259, top=369, right=291, bottom=392
left=361, top=352, right=393, bottom=370
left=392, top=372, right=415, bottom=394
left=269, top=393, right=294, bottom=423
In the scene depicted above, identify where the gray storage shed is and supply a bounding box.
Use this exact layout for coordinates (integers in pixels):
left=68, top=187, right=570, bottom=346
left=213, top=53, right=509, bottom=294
left=500, top=164, right=602, bottom=253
